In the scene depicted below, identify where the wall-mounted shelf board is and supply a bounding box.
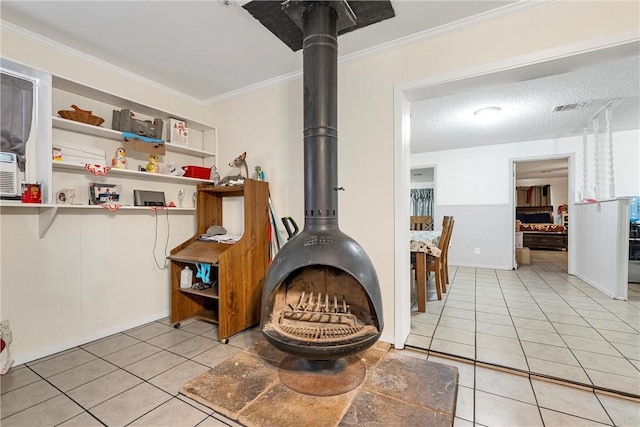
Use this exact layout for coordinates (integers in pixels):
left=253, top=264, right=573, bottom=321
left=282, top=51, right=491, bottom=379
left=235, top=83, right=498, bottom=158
left=52, top=161, right=213, bottom=184
left=0, top=201, right=55, bottom=208
left=56, top=205, right=195, bottom=211
left=52, top=117, right=215, bottom=158
left=0, top=201, right=194, bottom=211
left=1, top=201, right=194, bottom=238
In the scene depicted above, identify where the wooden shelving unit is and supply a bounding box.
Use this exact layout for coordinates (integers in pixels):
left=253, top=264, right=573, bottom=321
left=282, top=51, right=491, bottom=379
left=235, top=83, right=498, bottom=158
left=52, top=117, right=216, bottom=158
left=167, top=179, right=270, bottom=341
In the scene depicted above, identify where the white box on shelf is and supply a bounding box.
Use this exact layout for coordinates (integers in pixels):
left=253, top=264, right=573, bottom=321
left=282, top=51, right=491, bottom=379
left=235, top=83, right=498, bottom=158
left=515, top=232, right=523, bottom=248
left=168, top=118, right=189, bottom=145
left=516, top=247, right=531, bottom=266
left=56, top=144, right=106, bottom=166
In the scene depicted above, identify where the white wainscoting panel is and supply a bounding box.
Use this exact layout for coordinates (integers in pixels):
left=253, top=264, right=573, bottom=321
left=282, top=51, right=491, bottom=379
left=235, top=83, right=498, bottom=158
left=435, top=204, right=513, bottom=270
left=573, top=198, right=630, bottom=299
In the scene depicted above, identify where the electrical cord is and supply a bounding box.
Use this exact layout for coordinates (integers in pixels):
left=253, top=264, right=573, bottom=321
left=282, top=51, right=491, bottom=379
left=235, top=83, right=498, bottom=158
left=153, top=208, right=170, bottom=270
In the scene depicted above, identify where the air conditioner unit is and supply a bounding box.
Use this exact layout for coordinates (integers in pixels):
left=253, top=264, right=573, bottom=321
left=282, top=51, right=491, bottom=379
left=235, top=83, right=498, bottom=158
left=0, top=152, right=19, bottom=197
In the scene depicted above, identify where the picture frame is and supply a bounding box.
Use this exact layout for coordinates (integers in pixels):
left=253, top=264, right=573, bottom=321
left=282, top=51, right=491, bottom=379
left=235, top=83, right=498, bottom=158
left=168, top=118, right=189, bottom=146
left=88, top=182, right=122, bottom=205
left=56, top=188, right=76, bottom=205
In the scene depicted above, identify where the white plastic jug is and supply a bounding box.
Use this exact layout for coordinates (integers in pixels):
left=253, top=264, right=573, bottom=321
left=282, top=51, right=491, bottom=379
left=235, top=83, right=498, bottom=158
left=180, top=266, right=193, bottom=289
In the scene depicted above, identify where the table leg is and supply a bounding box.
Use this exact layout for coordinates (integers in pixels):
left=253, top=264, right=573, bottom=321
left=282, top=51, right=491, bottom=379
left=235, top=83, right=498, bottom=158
left=416, top=252, right=426, bottom=313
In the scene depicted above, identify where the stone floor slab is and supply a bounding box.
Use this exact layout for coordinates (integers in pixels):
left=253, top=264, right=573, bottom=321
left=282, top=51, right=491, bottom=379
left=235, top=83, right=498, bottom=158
left=340, top=389, right=453, bottom=427
left=180, top=340, right=458, bottom=427
left=180, top=350, right=280, bottom=420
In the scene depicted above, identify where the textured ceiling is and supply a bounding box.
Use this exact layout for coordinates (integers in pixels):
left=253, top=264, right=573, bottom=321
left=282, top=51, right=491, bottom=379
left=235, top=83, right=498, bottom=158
left=410, top=54, right=640, bottom=154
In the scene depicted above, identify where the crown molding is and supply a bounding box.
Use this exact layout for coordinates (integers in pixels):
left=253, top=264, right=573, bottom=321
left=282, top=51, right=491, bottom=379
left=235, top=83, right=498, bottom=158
left=2, top=0, right=556, bottom=105
left=203, top=68, right=304, bottom=104
left=205, top=0, right=556, bottom=104
left=339, top=0, right=557, bottom=66
left=1, top=20, right=208, bottom=106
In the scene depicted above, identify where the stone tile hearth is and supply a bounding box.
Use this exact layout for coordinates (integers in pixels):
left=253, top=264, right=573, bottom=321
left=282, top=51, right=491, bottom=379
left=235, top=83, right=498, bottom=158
left=180, top=340, right=459, bottom=427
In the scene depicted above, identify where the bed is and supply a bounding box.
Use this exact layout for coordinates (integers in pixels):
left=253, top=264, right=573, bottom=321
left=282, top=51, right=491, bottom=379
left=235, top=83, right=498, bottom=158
left=516, top=206, right=567, bottom=251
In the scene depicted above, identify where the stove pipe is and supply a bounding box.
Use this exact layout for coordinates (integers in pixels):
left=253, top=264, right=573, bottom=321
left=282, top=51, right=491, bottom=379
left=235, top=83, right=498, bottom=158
left=260, top=1, right=383, bottom=361
left=302, top=2, right=339, bottom=225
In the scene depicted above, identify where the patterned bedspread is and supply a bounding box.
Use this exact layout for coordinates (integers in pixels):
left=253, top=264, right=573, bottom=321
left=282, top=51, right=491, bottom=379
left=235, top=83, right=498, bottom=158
left=519, top=223, right=566, bottom=233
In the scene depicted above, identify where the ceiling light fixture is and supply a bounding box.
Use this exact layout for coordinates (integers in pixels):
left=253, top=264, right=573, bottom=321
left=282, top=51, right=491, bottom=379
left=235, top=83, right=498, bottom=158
left=474, top=106, right=502, bottom=120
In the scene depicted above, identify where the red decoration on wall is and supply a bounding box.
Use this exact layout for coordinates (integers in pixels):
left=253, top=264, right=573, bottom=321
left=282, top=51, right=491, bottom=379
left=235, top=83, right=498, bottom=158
left=101, top=204, right=122, bottom=212
left=84, top=164, right=111, bottom=176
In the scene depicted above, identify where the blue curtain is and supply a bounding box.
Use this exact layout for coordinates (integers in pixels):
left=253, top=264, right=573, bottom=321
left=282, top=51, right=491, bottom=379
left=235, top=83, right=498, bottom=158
left=410, top=188, right=433, bottom=216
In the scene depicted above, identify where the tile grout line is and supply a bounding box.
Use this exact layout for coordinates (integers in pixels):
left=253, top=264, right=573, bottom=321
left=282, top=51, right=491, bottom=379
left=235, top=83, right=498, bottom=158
left=3, top=321, right=237, bottom=427
left=409, top=250, right=639, bottom=400
left=515, top=264, right=596, bottom=387
left=496, top=268, right=532, bottom=373
left=538, top=267, right=638, bottom=384
left=515, top=256, right=637, bottom=388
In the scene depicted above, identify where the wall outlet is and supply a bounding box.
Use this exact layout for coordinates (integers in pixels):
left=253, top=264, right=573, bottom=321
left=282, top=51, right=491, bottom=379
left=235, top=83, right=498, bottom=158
left=474, top=247, right=480, bottom=255
left=0, top=320, right=9, bottom=334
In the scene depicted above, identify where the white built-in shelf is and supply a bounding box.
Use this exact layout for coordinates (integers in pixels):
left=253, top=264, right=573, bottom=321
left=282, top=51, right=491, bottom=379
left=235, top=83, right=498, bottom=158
left=0, top=201, right=55, bottom=208
left=52, top=76, right=216, bottom=132
left=0, top=201, right=193, bottom=211
left=54, top=205, right=195, bottom=211
left=52, top=160, right=213, bottom=184
left=0, top=201, right=194, bottom=238
left=52, top=117, right=215, bottom=158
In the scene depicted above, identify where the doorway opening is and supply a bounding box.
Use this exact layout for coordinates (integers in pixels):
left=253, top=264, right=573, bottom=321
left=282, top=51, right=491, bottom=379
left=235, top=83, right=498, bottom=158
left=394, top=40, right=637, bottom=350
left=513, top=157, right=571, bottom=272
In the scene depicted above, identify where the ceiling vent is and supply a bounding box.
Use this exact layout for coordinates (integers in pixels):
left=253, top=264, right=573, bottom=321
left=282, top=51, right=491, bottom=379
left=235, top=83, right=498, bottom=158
left=553, top=101, right=590, bottom=112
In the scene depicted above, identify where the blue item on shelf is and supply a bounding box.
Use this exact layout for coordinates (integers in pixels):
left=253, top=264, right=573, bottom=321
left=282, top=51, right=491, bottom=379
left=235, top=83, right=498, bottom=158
left=195, top=262, right=211, bottom=284
left=630, top=196, right=640, bottom=223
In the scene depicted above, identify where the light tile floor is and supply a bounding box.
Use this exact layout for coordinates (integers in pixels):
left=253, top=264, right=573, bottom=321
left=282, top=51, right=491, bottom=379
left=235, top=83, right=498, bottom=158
left=2, top=258, right=639, bottom=426
left=408, top=250, right=640, bottom=398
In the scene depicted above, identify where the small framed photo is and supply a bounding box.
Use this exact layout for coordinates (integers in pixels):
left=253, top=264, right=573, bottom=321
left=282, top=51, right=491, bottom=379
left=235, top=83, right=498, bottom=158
left=56, top=189, right=76, bottom=205
left=168, top=118, right=189, bottom=145
left=89, top=183, right=122, bottom=205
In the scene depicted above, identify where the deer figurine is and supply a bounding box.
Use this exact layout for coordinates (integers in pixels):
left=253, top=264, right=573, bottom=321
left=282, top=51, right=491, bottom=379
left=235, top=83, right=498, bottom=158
left=217, top=152, right=248, bottom=186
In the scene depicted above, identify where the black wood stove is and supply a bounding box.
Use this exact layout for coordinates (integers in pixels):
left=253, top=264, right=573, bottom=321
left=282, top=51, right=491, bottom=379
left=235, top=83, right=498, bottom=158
left=244, top=0, right=394, bottom=395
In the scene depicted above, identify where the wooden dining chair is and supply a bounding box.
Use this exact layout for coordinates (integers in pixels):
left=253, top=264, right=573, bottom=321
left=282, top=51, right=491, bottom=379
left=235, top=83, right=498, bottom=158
left=410, top=215, right=433, bottom=231
left=410, top=215, right=431, bottom=310
left=442, top=217, right=455, bottom=286
left=424, top=216, right=452, bottom=300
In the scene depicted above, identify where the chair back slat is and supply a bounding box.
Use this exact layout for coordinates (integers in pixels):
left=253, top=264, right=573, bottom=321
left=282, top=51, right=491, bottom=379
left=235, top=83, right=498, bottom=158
left=438, top=216, right=452, bottom=250
left=410, top=215, right=433, bottom=231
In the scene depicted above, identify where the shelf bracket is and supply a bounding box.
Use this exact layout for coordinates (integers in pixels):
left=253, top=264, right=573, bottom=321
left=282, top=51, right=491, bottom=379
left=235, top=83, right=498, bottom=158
left=38, top=206, right=58, bottom=238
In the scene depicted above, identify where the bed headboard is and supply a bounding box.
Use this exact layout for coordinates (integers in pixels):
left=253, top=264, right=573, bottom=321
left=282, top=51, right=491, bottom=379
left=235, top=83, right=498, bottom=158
left=516, top=206, right=553, bottom=224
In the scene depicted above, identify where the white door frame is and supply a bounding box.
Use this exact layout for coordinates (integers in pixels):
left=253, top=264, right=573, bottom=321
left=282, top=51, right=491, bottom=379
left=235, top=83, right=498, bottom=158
left=510, top=155, right=575, bottom=273
left=393, top=34, right=638, bottom=349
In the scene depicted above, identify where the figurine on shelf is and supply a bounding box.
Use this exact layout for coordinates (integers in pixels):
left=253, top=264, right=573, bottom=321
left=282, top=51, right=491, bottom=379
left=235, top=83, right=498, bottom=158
left=217, top=152, right=248, bottom=186
left=160, top=162, right=185, bottom=177
left=210, top=165, right=221, bottom=185
left=111, top=146, right=128, bottom=169
left=146, top=154, right=159, bottom=173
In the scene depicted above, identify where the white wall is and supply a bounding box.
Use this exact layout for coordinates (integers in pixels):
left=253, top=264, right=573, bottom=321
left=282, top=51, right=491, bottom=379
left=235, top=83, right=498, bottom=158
left=206, top=2, right=640, bottom=340
left=574, top=199, right=631, bottom=299
left=1, top=209, right=195, bottom=362
left=413, top=130, right=639, bottom=268
left=1, top=28, right=205, bottom=363
left=2, top=0, right=638, bottom=358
